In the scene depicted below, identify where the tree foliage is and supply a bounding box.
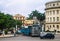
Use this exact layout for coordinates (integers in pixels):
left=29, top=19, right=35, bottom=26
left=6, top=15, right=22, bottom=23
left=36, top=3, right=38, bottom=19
left=15, top=20, right=22, bottom=27
left=27, top=10, right=45, bottom=21
left=0, top=12, right=22, bottom=30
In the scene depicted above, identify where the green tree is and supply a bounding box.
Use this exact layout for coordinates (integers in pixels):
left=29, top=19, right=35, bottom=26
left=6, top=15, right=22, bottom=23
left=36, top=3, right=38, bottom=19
left=27, top=10, right=45, bottom=27
left=0, top=12, right=22, bottom=30
left=5, top=14, right=17, bottom=29
left=37, top=13, right=45, bottom=21
left=28, top=10, right=45, bottom=21
left=27, top=10, right=39, bottom=20
left=0, top=12, right=5, bottom=30
left=15, top=20, right=22, bottom=27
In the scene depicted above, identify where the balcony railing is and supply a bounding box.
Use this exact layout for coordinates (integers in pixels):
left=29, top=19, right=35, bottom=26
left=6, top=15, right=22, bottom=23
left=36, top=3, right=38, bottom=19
left=45, top=6, right=60, bottom=10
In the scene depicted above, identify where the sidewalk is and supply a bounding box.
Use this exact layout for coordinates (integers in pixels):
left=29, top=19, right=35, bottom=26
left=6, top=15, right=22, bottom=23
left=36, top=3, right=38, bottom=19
left=0, top=34, right=14, bottom=38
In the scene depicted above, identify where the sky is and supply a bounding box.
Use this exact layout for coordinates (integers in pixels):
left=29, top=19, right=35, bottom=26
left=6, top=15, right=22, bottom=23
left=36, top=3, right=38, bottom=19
left=0, top=0, right=54, bottom=17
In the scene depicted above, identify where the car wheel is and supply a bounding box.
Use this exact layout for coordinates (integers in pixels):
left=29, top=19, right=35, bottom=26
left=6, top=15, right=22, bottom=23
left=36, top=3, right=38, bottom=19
left=48, top=37, right=52, bottom=39
left=40, top=37, right=43, bottom=39
left=31, top=34, right=34, bottom=37
left=52, top=36, right=55, bottom=39
left=52, top=37, right=54, bottom=39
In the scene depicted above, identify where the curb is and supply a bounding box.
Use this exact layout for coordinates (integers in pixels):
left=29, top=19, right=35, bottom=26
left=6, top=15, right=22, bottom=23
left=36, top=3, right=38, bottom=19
left=0, top=35, right=14, bottom=38
left=0, top=36, right=14, bottom=38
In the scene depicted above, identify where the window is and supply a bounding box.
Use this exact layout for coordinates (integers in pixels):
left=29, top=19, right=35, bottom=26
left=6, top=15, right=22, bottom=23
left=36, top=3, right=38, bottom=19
left=17, top=17, right=19, bottom=20
left=57, top=10, right=59, bottom=14
left=57, top=17, right=59, bottom=21
left=53, top=17, right=55, bottom=22
left=49, top=4, right=51, bottom=6
left=50, top=11, right=52, bottom=15
left=16, top=17, right=17, bottom=19
left=53, top=4, right=55, bottom=6
left=18, top=17, right=20, bottom=20
left=48, top=11, right=49, bottom=15
left=48, top=17, right=49, bottom=21
left=17, top=17, right=18, bottom=20
left=50, top=25, right=51, bottom=28
left=53, top=10, right=55, bottom=15
left=47, top=26, right=50, bottom=29
left=57, top=25, right=59, bottom=29
left=50, top=17, right=52, bottom=22
left=48, top=4, right=49, bottom=7
left=57, top=3, right=59, bottom=5
left=53, top=25, right=55, bottom=27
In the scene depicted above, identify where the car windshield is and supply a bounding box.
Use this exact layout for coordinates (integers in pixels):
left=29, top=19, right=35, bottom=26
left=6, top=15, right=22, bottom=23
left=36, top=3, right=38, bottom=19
left=33, top=25, right=39, bottom=27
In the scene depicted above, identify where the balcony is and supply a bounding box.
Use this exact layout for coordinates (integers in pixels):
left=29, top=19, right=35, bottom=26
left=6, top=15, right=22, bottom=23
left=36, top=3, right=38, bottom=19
left=45, top=6, right=60, bottom=10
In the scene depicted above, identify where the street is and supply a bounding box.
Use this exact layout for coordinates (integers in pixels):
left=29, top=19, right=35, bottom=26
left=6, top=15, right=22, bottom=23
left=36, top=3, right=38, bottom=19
left=0, top=35, right=60, bottom=41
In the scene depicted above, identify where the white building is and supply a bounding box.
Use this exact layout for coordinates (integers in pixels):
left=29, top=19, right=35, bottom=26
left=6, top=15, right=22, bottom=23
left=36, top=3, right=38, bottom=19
left=45, top=0, right=60, bottom=34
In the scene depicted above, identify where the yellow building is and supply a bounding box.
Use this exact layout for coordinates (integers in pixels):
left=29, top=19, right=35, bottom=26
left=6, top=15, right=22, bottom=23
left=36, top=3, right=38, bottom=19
left=24, top=20, right=35, bottom=26
left=13, top=14, right=25, bottom=23
left=45, top=0, right=60, bottom=34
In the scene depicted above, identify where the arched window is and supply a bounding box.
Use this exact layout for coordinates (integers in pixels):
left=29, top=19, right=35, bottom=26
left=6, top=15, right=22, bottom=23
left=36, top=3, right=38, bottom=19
left=53, top=10, right=55, bottom=15
left=57, top=17, right=59, bottom=21
left=53, top=17, right=55, bottom=22
left=57, top=3, right=59, bottom=5
left=53, top=25, right=55, bottom=27
left=50, top=25, right=51, bottom=28
left=53, top=4, right=55, bottom=6
left=57, top=10, right=59, bottom=14
left=57, top=25, right=59, bottom=29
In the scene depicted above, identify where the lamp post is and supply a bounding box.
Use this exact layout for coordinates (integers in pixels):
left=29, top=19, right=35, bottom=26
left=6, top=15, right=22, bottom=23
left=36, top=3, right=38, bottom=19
left=3, top=29, right=5, bottom=36
left=14, top=25, right=18, bottom=37
left=42, top=25, right=44, bottom=32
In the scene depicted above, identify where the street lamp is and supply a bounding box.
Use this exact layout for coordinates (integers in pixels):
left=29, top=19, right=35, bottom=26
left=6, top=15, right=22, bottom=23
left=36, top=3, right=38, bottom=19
left=14, top=25, right=18, bottom=37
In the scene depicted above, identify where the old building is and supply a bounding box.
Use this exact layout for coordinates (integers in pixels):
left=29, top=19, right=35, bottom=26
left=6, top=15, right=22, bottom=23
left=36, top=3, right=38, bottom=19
left=13, top=14, right=25, bottom=23
left=45, top=0, right=60, bottom=34
left=24, top=20, right=35, bottom=26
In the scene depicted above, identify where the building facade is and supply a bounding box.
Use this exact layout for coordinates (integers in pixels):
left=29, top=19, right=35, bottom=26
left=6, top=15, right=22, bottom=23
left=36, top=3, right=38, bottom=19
left=45, top=0, right=60, bottom=34
left=13, top=14, right=25, bottom=23
left=33, top=16, right=40, bottom=24
left=24, top=20, right=35, bottom=26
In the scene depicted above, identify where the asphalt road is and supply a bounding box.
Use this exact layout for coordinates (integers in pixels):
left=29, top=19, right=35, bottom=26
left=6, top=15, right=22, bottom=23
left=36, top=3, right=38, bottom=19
left=0, top=34, right=60, bottom=41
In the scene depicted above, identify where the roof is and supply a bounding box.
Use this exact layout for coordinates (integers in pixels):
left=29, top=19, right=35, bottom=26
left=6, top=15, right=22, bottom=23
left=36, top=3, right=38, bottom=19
left=13, top=14, right=25, bottom=17
left=45, top=0, right=60, bottom=5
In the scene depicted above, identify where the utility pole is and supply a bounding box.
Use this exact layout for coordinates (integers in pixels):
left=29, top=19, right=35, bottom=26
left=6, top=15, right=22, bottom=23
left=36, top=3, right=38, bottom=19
left=14, top=25, right=17, bottom=37
left=16, top=25, right=18, bottom=31
left=42, top=25, right=44, bottom=32
left=3, top=30, right=5, bottom=36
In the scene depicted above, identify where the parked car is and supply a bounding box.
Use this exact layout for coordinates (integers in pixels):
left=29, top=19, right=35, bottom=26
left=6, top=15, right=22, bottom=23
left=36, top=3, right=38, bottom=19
left=40, top=32, right=55, bottom=39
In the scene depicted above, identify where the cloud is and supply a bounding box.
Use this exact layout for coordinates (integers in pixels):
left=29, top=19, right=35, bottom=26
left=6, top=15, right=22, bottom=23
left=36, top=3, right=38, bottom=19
left=0, top=0, right=53, bottom=17
left=6, top=0, right=28, bottom=7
